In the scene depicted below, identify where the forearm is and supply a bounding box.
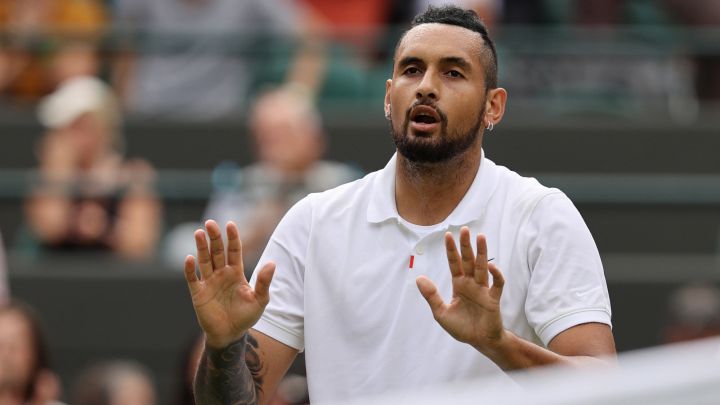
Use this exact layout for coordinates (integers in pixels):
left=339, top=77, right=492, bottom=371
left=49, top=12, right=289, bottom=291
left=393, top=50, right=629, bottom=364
left=478, top=330, right=613, bottom=371
left=194, top=333, right=263, bottom=405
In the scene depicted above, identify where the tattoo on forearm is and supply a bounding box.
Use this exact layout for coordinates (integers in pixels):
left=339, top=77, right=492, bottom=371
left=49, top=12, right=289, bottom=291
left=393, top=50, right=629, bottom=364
left=194, top=333, right=266, bottom=405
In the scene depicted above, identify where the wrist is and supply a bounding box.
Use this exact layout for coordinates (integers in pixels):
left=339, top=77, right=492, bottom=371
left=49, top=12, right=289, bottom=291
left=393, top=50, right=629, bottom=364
left=473, top=329, right=515, bottom=362
left=205, top=331, right=248, bottom=351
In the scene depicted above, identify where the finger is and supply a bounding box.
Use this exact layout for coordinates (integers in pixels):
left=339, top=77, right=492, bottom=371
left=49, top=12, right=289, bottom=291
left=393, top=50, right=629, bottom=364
left=445, top=232, right=463, bottom=277
left=459, top=227, right=476, bottom=279
left=253, top=261, right=276, bottom=305
left=474, top=233, right=489, bottom=286
left=183, top=255, right=201, bottom=294
left=488, top=263, right=505, bottom=301
left=226, top=221, right=245, bottom=277
left=205, top=219, right=226, bottom=270
left=194, top=229, right=213, bottom=280
left=416, top=276, right=447, bottom=318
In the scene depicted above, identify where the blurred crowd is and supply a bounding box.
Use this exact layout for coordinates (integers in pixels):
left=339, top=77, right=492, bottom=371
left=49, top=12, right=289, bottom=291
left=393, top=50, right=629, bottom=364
left=1, top=0, right=720, bottom=404
left=1, top=0, right=720, bottom=113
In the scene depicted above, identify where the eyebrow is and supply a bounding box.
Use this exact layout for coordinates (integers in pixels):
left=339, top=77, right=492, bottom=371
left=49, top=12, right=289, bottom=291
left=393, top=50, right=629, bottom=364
left=440, top=56, right=471, bottom=71
left=397, top=56, right=424, bottom=69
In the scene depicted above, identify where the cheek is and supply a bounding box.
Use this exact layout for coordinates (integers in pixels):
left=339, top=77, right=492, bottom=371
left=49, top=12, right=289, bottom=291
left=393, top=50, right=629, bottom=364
left=389, top=87, right=413, bottom=115
left=448, top=97, right=484, bottom=128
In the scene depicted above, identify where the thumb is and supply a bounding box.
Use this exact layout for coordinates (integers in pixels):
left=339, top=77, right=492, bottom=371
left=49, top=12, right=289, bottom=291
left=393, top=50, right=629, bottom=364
left=253, top=261, right=276, bottom=305
left=416, top=276, right=446, bottom=317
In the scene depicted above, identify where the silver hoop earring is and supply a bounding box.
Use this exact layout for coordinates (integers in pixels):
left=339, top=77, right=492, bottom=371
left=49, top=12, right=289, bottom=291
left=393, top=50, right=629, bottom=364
left=385, top=105, right=392, bottom=120
left=486, top=122, right=494, bottom=131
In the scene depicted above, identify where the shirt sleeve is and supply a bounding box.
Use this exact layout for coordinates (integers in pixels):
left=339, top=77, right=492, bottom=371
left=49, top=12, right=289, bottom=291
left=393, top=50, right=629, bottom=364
left=522, top=192, right=612, bottom=346
left=249, top=196, right=312, bottom=351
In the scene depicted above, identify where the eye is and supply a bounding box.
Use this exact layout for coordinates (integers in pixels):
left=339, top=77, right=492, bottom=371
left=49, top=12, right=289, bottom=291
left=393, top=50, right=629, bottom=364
left=403, top=66, right=421, bottom=75
left=446, top=70, right=463, bottom=78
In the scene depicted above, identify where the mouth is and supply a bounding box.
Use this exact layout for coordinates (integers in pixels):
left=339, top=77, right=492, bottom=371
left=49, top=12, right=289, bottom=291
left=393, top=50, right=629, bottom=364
left=409, top=105, right=441, bottom=134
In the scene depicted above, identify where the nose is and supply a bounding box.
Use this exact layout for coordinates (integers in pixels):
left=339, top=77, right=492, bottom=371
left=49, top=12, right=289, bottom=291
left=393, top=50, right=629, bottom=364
left=416, top=70, right=438, bottom=100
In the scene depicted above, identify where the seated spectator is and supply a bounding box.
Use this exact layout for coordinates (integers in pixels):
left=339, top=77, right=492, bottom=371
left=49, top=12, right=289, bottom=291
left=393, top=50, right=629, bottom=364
left=663, top=0, right=720, bottom=100
left=202, top=86, right=361, bottom=270
left=112, top=0, right=323, bottom=120
left=0, top=300, right=64, bottom=405
left=72, top=360, right=156, bottom=405
left=23, top=76, right=162, bottom=260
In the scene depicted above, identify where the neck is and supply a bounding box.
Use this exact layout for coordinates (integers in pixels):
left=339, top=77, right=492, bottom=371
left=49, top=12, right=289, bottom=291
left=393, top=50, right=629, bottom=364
left=395, top=142, right=482, bottom=226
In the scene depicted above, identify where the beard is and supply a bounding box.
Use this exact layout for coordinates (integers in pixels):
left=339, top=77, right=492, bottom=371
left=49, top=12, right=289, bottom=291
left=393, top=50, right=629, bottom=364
left=390, top=102, right=485, bottom=164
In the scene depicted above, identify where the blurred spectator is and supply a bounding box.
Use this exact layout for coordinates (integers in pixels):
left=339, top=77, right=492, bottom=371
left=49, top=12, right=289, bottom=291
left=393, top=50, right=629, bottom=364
left=0, top=300, right=65, bottom=405
left=72, top=360, right=156, bottom=405
left=0, top=0, right=107, bottom=103
left=662, top=283, right=720, bottom=343
left=662, top=0, right=720, bottom=100
left=163, top=86, right=360, bottom=269
left=112, top=0, right=325, bottom=120
left=0, top=230, right=8, bottom=304
left=23, top=76, right=162, bottom=260
left=202, top=86, right=361, bottom=270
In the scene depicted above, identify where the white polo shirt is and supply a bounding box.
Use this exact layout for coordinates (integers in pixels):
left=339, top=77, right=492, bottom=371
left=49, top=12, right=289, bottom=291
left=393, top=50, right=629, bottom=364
left=250, top=153, right=612, bottom=403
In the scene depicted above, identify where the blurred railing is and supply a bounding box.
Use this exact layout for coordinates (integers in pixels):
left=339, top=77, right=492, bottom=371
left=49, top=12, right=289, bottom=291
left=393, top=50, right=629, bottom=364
left=3, top=168, right=720, bottom=204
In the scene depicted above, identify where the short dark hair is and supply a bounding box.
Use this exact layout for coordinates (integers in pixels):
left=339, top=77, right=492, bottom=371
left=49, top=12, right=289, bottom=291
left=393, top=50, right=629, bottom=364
left=399, top=5, right=498, bottom=90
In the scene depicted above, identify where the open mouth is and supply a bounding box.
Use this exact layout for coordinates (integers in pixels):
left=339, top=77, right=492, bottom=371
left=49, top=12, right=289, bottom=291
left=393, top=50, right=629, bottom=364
left=411, top=105, right=440, bottom=124
left=409, top=105, right=441, bottom=133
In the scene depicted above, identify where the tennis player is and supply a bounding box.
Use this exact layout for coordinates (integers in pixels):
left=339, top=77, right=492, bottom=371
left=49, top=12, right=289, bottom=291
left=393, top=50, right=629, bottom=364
left=184, top=5, right=616, bottom=404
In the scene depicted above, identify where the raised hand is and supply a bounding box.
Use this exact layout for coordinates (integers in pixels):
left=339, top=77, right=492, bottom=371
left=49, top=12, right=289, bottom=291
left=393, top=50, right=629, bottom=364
left=416, top=226, right=506, bottom=351
left=183, top=220, right=276, bottom=349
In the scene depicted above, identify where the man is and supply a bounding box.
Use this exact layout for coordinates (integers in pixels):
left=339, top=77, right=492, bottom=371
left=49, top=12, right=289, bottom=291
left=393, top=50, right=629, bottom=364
left=203, top=87, right=361, bottom=270
left=112, top=0, right=317, bottom=120
left=183, top=6, right=615, bottom=404
left=0, top=301, right=65, bottom=405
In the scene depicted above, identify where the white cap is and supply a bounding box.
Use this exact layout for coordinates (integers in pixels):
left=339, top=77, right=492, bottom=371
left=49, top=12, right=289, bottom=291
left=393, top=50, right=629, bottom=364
left=38, top=76, right=120, bottom=129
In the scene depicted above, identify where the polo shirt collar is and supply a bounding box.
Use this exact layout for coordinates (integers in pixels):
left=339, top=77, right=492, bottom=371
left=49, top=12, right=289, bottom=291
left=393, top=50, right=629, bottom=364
left=366, top=149, right=500, bottom=226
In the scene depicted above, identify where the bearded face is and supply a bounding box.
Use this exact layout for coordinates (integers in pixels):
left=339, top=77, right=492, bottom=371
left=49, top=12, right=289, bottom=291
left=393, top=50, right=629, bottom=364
left=390, top=97, right=485, bottom=164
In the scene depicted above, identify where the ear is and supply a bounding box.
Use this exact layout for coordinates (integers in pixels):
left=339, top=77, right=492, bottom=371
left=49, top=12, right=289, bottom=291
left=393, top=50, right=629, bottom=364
left=384, top=79, right=392, bottom=113
left=484, top=87, right=507, bottom=128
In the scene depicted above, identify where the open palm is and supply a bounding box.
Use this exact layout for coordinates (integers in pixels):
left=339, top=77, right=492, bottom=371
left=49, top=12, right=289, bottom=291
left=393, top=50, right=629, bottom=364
left=183, top=220, right=275, bottom=349
left=416, top=227, right=506, bottom=349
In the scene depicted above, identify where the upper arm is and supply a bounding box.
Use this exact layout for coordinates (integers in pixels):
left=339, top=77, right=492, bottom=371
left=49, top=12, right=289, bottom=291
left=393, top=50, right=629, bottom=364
left=547, top=322, right=616, bottom=358
left=248, top=329, right=298, bottom=405
left=523, top=192, right=613, bottom=346
left=248, top=198, right=312, bottom=403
